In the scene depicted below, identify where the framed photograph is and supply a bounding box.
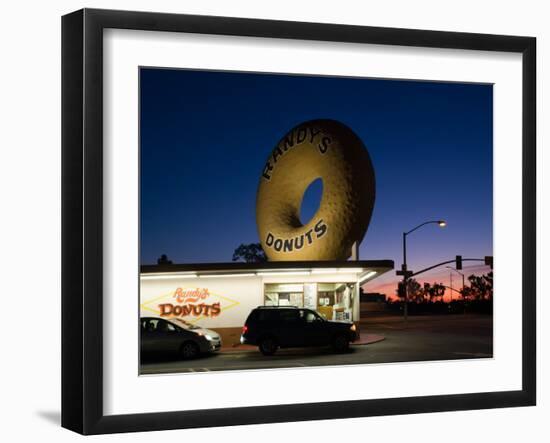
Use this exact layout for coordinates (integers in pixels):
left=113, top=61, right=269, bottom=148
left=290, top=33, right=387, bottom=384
left=62, top=8, right=536, bottom=435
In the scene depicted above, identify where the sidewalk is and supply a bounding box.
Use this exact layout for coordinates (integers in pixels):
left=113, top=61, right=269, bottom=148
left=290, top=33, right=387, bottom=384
left=221, top=333, right=385, bottom=353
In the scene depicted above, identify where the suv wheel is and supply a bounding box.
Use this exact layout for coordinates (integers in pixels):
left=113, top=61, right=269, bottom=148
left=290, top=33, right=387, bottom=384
left=259, top=337, right=278, bottom=356
left=331, top=334, right=350, bottom=353
left=180, top=341, right=199, bottom=359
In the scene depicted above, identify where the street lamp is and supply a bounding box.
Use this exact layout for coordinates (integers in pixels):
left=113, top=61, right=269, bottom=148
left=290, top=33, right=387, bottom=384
left=402, top=220, right=446, bottom=324
left=446, top=266, right=465, bottom=289
left=446, top=265, right=465, bottom=303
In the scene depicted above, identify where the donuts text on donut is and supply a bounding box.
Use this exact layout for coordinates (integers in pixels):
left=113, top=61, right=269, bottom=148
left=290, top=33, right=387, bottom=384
left=265, top=218, right=328, bottom=253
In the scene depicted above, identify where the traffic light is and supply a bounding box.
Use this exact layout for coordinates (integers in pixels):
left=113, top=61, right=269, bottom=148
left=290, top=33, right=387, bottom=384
left=485, top=256, right=493, bottom=269
left=456, top=255, right=462, bottom=270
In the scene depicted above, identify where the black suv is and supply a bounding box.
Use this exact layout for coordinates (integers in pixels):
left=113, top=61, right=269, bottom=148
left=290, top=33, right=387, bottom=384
left=240, top=306, right=358, bottom=355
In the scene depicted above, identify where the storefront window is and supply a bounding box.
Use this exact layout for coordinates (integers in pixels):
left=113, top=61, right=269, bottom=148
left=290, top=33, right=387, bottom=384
left=263, top=282, right=355, bottom=320
left=317, top=283, right=356, bottom=321
left=264, top=292, right=279, bottom=306
left=264, top=284, right=304, bottom=307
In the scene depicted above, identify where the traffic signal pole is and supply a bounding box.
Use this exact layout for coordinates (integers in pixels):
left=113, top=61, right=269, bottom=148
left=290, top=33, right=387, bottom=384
left=397, top=255, right=493, bottom=321
left=410, top=256, right=489, bottom=278
left=402, top=232, right=408, bottom=325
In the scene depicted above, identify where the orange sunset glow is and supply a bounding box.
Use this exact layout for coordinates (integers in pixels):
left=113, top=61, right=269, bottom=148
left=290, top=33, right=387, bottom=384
left=363, top=263, right=492, bottom=302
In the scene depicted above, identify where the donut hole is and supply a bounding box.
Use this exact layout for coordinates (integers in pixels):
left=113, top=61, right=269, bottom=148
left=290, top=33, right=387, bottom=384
left=299, top=178, right=323, bottom=227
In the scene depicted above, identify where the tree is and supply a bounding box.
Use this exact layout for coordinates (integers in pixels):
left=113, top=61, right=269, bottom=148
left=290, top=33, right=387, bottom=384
left=484, top=271, right=493, bottom=291
left=423, top=282, right=433, bottom=302
left=421, top=282, right=445, bottom=302
left=157, top=254, right=172, bottom=265
left=397, top=278, right=423, bottom=302
left=459, top=285, right=474, bottom=301
left=432, top=283, right=446, bottom=301
left=232, top=243, right=267, bottom=263
left=467, top=272, right=493, bottom=300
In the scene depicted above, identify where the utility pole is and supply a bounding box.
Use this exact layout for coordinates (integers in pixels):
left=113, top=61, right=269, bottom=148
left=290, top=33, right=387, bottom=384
left=399, top=220, right=446, bottom=326
left=449, top=272, right=453, bottom=303
left=403, top=232, right=408, bottom=325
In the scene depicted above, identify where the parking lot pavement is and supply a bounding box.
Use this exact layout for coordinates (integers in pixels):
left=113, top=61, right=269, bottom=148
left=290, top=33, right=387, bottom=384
left=140, top=314, right=493, bottom=375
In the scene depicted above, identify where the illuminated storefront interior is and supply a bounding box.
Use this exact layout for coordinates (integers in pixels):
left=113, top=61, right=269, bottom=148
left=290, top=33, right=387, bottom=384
left=140, top=261, right=393, bottom=345
left=264, top=282, right=357, bottom=321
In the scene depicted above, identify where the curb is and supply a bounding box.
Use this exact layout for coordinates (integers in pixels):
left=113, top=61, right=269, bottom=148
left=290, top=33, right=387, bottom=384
left=220, top=333, right=385, bottom=353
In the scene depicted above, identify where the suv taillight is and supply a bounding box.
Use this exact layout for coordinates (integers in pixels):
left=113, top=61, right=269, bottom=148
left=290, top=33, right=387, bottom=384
left=242, top=325, right=248, bottom=334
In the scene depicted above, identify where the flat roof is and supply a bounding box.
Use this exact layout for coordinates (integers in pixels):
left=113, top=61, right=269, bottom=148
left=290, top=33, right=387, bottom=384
left=141, top=260, right=393, bottom=273
left=140, top=260, right=394, bottom=283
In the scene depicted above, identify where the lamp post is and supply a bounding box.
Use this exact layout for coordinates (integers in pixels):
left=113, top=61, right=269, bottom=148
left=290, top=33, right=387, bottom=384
left=449, top=271, right=453, bottom=302
left=446, top=265, right=465, bottom=304
left=402, top=220, right=446, bottom=324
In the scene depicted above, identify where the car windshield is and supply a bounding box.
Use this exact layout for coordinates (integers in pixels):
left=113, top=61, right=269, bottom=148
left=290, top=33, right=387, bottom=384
left=170, top=318, right=201, bottom=330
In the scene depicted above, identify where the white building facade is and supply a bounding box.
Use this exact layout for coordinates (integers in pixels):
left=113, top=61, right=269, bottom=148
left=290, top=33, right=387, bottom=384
left=140, top=261, right=393, bottom=346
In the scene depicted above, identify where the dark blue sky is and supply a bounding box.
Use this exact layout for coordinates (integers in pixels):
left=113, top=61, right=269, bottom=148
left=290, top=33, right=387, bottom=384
left=140, top=68, right=492, bottom=275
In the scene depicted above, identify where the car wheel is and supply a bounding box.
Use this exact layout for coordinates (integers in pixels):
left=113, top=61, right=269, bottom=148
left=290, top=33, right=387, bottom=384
left=180, top=341, right=200, bottom=359
left=331, top=334, right=349, bottom=353
left=259, top=337, right=278, bottom=356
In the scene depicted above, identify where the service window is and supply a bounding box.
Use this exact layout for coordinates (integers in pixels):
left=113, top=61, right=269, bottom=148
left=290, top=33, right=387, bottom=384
left=264, top=283, right=304, bottom=307
left=265, top=292, right=279, bottom=306
left=278, top=293, right=291, bottom=305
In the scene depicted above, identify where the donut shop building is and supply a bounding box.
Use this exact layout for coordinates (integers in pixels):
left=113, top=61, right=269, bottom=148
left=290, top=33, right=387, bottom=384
left=140, top=260, right=393, bottom=346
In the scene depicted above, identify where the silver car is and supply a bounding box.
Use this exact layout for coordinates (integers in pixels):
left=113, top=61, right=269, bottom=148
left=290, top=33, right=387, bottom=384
left=140, top=317, right=222, bottom=359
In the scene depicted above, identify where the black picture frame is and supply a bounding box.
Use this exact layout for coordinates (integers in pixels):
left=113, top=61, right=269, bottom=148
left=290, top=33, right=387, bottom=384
left=62, top=8, right=536, bottom=435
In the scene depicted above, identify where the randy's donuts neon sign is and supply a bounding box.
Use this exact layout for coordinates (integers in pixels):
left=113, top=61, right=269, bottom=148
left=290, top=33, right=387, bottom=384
left=158, top=287, right=221, bottom=318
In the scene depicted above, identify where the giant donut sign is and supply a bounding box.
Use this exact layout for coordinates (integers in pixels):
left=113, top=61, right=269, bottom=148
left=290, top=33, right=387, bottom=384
left=256, top=119, right=375, bottom=261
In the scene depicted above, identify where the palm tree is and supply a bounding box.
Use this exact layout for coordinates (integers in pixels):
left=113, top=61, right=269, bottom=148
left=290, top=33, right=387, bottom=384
left=433, top=283, right=446, bottom=301
left=423, top=282, right=436, bottom=303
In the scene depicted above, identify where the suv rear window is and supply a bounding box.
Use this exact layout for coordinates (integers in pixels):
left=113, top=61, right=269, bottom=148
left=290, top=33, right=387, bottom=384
left=279, top=310, right=300, bottom=323
left=255, top=309, right=279, bottom=322
left=248, top=308, right=304, bottom=324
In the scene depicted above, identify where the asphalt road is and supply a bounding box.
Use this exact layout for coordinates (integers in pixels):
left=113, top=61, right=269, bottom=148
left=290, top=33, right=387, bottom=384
left=140, top=314, right=493, bottom=375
